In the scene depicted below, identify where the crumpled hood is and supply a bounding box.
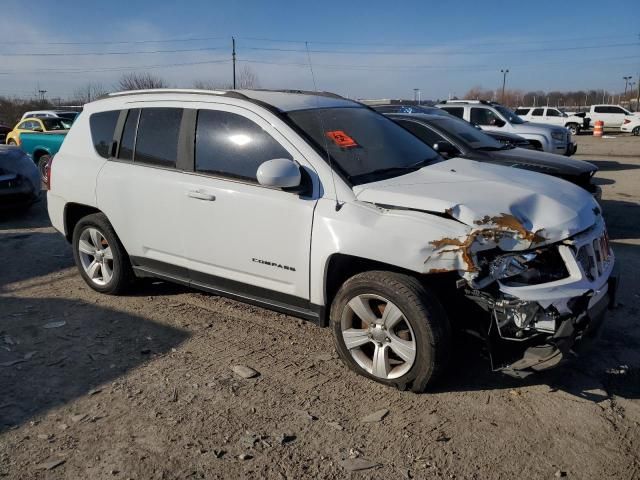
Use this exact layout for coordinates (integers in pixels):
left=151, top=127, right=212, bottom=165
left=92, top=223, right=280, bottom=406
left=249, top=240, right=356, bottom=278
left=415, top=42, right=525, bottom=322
left=353, top=157, right=599, bottom=249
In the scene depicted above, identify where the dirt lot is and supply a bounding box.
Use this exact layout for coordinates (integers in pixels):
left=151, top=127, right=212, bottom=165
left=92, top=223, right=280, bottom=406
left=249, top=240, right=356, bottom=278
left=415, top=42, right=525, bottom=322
left=1, top=134, right=639, bottom=479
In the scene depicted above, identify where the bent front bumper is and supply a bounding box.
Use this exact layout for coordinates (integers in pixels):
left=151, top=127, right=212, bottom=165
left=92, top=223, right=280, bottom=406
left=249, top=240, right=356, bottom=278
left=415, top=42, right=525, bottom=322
left=493, top=220, right=616, bottom=374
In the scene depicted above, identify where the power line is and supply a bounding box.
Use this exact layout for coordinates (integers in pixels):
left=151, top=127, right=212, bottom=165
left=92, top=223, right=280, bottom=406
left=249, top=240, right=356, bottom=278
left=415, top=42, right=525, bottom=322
left=0, top=59, right=230, bottom=75
left=241, top=42, right=639, bottom=56
left=237, top=33, right=636, bottom=48
left=236, top=55, right=639, bottom=72
left=0, top=46, right=227, bottom=57
left=0, top=35, right=227, bottom=46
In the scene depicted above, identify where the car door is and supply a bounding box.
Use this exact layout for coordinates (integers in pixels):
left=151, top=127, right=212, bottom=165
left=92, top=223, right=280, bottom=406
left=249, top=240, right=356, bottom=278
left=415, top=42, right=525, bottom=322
left=180, top=105, right=317, bottom=305
left=470, top=107, right=506, bottom=132
left=544, top=108, right=564, bottom=126
left=606, top=106, right=627, bottom=127
left=96, top=106, right=190, bottom=276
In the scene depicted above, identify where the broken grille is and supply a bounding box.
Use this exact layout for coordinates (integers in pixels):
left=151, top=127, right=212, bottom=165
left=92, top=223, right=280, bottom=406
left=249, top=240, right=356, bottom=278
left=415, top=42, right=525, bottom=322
left=576, top=231, right=612, bottom=281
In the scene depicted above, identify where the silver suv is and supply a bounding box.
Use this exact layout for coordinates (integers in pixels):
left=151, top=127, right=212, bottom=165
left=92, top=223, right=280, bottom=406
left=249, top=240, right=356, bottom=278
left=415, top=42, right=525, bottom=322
left=436, top=100, right=577, bottom=156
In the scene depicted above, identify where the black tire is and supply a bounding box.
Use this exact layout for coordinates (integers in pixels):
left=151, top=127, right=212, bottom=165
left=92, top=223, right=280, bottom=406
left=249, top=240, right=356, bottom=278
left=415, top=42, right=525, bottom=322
left=330, top=271, right=451, bottom=392
left=633, top=127, right=640, bottom=136
left=72, top=213, right=133, bottom=295
left=566, top=123, right=580, bottom=135
left=37, top=154, right=51, bottom=183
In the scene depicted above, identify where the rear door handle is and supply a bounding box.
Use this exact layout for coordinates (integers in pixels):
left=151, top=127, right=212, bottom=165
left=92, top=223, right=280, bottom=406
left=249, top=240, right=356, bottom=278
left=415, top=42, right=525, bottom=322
left=187, top=190, right=216, bottom=201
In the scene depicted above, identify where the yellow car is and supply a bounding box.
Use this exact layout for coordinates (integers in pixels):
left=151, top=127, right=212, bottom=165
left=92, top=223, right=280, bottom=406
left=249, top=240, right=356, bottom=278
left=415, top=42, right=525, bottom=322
left=5, top=116, right=71, bottom=146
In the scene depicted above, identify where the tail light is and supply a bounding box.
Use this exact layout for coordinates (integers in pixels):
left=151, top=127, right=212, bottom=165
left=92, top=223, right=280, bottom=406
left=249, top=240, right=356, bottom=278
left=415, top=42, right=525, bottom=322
left=623, top=119, right=631, bottom=124
left=43, top=155, right=54, bottom=190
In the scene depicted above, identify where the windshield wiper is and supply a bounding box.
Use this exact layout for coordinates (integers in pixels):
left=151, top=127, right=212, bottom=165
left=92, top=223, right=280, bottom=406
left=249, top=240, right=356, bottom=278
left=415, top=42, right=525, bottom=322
left=350, top=158, right=434, bottom=183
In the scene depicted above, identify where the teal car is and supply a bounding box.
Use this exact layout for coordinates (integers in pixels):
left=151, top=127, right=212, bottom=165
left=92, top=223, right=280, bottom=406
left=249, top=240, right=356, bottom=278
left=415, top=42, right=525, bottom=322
left=19, top=130, right=68, bottom=176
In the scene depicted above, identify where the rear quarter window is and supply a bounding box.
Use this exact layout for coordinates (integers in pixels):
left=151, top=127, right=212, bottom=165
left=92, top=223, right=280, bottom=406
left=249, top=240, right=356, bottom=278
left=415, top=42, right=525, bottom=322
left=441, top=107, right=464, bottom=118
left=90, top=110, right=120, bottom=158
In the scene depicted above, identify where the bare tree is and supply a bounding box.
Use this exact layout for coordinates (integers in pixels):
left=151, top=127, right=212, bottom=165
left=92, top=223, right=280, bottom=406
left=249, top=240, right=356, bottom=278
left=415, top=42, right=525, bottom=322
left=236, top=65, right=260, bottom=89
left=117, top=72, right=168, bottom=91
left=192, top=79, right=231, bottom=90
left=193, top=66, right=260, bottom=91
left=72, top=82, right=109, bottom=104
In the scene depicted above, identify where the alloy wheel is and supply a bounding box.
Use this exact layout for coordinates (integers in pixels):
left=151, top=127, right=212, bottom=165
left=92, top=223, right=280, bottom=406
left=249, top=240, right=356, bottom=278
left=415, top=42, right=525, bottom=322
left=340, top=294, right=416, bottom=380
left=77, top=227, right=114, bottom=286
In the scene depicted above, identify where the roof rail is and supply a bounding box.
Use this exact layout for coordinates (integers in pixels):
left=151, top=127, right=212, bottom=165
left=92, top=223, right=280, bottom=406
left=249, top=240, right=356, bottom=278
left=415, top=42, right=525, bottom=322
left=107, top=88, right=241, bottom=98
left=440, top=99, right=497, bottom=105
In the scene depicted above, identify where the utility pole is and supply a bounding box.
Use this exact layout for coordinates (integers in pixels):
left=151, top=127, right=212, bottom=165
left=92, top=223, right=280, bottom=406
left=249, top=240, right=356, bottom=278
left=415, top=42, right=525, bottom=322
left=500, top=69, right=509, bottom=103
left=636, top=75, right=640, bottom=112
left=413, top=88, right=421, bottom=104
left=623, top=76, right=632, bottom=98
left=38, top=89, right=47, bottom=102
left=232, top=37, right=236, bottom=89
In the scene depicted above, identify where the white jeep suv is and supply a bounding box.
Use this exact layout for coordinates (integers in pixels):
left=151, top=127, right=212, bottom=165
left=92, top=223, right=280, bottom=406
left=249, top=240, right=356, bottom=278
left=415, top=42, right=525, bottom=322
left=47, top=89, right=616, bottom=391
left=436, top=100, right=577, bottom=156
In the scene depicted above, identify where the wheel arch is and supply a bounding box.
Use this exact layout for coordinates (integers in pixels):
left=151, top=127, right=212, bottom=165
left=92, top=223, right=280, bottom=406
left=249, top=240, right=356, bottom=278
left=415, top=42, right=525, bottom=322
left=63, top=202, right=103, bottom=242
left=322, top=253, right=459, bottom=319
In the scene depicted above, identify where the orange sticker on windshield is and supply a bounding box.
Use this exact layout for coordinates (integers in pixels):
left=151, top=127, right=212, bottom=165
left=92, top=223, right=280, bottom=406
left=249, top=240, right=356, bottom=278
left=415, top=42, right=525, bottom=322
left=326, top=130, right=358, bottom=148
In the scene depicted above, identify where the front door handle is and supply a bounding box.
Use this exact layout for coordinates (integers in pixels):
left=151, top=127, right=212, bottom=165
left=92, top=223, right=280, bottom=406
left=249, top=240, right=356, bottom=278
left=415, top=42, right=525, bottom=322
left=187, top=190, right=216, bottom=201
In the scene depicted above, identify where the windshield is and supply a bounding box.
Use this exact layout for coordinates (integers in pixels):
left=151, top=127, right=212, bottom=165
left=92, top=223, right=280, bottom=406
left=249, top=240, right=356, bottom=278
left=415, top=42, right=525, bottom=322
left=432, top=117, right=504, bottom=150
left=287, top=107, right=440, bottom=185
left=494, top=105, right=525, bottom=124
left=42, top=118, right=71, bottom=130
left=56, top=112, right=78, bottom=122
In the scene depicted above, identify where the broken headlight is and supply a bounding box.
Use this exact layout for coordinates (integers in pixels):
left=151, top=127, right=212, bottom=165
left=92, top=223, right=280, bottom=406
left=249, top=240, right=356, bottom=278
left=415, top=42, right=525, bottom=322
left=489, top=248, right=569, bottom=286
left=489, top=252, right=537, bottom=280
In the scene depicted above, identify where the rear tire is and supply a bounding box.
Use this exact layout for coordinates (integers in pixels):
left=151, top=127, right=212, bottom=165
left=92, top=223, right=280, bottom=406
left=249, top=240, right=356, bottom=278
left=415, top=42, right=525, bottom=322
left=633, top=127, right=640, bottom=136
left=72, top=213, right=133, bottom=295
left=330, top=271, right=451, bottom=392
left=566, top=123, right=580, bottom=135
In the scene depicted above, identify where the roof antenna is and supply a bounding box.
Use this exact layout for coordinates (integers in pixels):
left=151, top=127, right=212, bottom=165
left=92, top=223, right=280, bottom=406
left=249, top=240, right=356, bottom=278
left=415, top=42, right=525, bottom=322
left=305, top=41, right=342, bottom=211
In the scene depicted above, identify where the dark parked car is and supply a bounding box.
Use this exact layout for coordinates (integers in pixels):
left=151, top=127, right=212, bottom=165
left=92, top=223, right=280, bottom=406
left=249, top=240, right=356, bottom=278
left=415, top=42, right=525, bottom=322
left=0, top=145, right=41, bottom=211
left=0, top=124, right=11, bottom=144
left=370, top=104, right=451, bottom=116
left=389, top=113, right=600, bottom=198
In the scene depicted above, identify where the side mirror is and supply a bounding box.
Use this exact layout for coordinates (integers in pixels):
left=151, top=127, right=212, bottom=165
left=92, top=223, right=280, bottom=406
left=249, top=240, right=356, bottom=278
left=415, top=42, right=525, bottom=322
left=432, top=141, right=458, bottom=157
left=493, top=118, right=506, bottom=128
left=257, top=158, right=301, bottom=189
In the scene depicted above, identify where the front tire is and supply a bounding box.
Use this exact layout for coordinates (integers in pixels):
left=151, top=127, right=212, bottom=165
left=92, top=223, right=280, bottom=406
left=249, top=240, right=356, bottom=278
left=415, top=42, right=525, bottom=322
left=566, top=123, right=580, bottom=135
left=633, top=127, right=640, bottom=136
left=331, top=271, right=451, bottom=392
left=72, top=213, right=133, bottom=294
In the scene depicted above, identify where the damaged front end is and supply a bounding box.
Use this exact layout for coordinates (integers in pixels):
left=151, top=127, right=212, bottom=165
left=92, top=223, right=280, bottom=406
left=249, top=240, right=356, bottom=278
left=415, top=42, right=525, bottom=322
left=428, top=210, right=617, bottom=376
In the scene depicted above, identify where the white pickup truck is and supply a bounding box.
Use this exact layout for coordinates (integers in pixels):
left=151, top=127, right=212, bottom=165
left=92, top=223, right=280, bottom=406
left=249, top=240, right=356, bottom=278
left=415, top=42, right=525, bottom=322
left=586, top=105, right=639, bottom=128
left=514, top=107, right=590, bottom=135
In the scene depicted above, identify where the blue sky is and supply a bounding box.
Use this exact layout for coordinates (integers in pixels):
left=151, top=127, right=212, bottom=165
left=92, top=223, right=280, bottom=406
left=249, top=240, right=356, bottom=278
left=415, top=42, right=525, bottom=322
left=0, top=0, right=638, bottom=100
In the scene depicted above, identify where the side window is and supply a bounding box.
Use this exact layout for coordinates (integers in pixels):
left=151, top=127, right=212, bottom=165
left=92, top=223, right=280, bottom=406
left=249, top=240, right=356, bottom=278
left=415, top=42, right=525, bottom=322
left=134, top=108, right=183, bottom=167
left=17, top=122, right=30, bottom=130
left=594, top=106, right=606, bottom=113
left=610, top=107, right=625, bottom=114
left=118, top=109, right=139, bottom=161
left=547, top=109, right=561, bottom=117
left=89, top=110, right=120, bottom=158
left=442, top=107, right=464, bottom=118
left=532, top=108, right=544, bottom=116
left=399, top=120, right=445, bottom=147
left=195, top=109, right=292, bottom=182
left=470, top=107, right=500, bottom=126
left=514, top=108, right=529, bottom=115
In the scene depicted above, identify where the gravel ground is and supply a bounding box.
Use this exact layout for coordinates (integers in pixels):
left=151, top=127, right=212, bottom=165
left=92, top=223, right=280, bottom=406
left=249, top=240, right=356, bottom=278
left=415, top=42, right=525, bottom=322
left=1, top=133, right=639, bottom=479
